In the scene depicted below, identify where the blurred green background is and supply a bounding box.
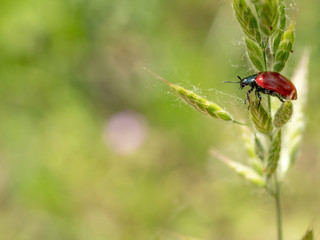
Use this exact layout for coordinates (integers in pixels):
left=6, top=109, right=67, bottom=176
left=0, top=0, right=319, bottom=239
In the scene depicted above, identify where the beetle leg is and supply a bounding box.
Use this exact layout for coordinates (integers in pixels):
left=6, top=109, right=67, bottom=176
left=244, top=88, right=253, bottom=104
left=257, top=92, right=262, bottom=107
left=276, top=94, right=285, bottom=102
left=244, top=87, right=254, bottom=109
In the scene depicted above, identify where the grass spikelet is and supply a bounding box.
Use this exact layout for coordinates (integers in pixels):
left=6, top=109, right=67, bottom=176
left=266, top=129, right=282, bottom=178
left=260, top=0, right=279, bottom=36
left=172, top=84, right=235, bottom=122
left=301, top=229, right=313, bottom=240
left=274, top=21, right=295, bottom=72
left=272, top=32, right=283, bottom=55
left=273, top=61, right=286, bottom=72
left=241, top=126, right=264, bottom=174
left=254, top=134, right=265, bottom=161
left=278, top=0, right=286, bottom=30
left=245, top=37, right=264, bottom=71
left=273, top=101, right=293, bottom=128
left=233, top=0, right=261, bottom=43
left=146, top=68, right=246, bottom=124
left=249, top=0, right=262, bottom=17
left=249, top=100, right=273, bottom=135
left=272, top=0, right=286, bottom=54
left=211, top=148, right=265, bottom=187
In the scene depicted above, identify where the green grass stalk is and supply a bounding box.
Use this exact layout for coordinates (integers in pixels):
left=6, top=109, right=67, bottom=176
left=274, top=173, right=283, bottom=240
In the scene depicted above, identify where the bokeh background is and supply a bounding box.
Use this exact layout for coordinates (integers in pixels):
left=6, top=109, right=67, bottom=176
left=0, top=0, right=319, bottom=239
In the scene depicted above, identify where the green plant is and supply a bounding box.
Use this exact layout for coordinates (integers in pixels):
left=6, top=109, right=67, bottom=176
left=150, top=0, right=312, bottom=239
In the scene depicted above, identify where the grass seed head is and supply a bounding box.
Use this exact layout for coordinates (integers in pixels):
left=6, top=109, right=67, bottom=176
left=249, top=100, right=273, bottom=135
left=272, top=31, right=283, bottom=54
left=260, top=0, right=280, bottom=36
left=272, top=0, right=287, bottom=54
left=145, top=68, right=247, bottom=125
left=165, top=81, right=235, bottom=122
left=254, top=134, right=265, bottom=161
left=266, top=129, right=282, bottom=178
left=273, top=101, right=293, bottom=128
left=273, top=21, right=295, bottom=72
left=279, top=0, right=286, bottom=27
left=233, top=0, right=261, bottom=43
left=245, top=37, right=264, bottom=71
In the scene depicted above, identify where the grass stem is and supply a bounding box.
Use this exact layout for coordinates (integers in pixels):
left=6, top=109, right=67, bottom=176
left=274, top=173, right=283, bottom=240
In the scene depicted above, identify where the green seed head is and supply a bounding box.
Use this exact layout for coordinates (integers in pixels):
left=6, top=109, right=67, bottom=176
left=278, top=0, right=286, bottom=30
left=272, top=31, right=283, bottom=54
left=266, top=129, right=282, bottom=178
left=273, top=61, right=286, bottom=72
left=254, top=134, right=265, bottom=161
left=275, top=49, right=290, bottom=62
left=146, top=69, right=244, bottom=125
left=170, top=84, right=235, bottom=122
left=245, top=37, right=264, bottom=71
left=272, top=0, right=286, bottom=55
left=274, top=101, right=293, bottom=128
left=233, top=0, right=261, bottom=43
left=273, top=21, right=295, bottom=72
left=249, top=100, right=273, bottom=135
left=260, top=0, right=280, bottom=36
left=282, top=21, right=295, bottom=42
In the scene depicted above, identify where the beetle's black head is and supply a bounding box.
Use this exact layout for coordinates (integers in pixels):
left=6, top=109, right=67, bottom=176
left=239, top=74, right=257, bottom=89
left=224, top=74, right=257, bottom=90
left=238, top=76, right=246, bottom=89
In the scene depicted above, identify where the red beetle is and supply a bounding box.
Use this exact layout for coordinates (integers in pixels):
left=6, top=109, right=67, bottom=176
left=225, top=71, right=297, bottom=107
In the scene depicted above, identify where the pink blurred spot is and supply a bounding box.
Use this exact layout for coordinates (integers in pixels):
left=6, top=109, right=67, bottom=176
left=104, top=111, right=147, bottom=154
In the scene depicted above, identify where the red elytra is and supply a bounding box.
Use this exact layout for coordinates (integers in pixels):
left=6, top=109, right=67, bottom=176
left=255, top=72, right=297, bottom=100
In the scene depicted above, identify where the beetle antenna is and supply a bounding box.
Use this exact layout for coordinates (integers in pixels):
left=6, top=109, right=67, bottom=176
left=223, top=80, right=241, bottom=84
left=223, top=81, right=239, bottom=83
left=223, top=76, right=242, bottom=84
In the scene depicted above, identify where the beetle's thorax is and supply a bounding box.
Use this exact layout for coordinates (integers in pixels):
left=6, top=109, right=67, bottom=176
left=240, top=74, right=257, bottom=89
